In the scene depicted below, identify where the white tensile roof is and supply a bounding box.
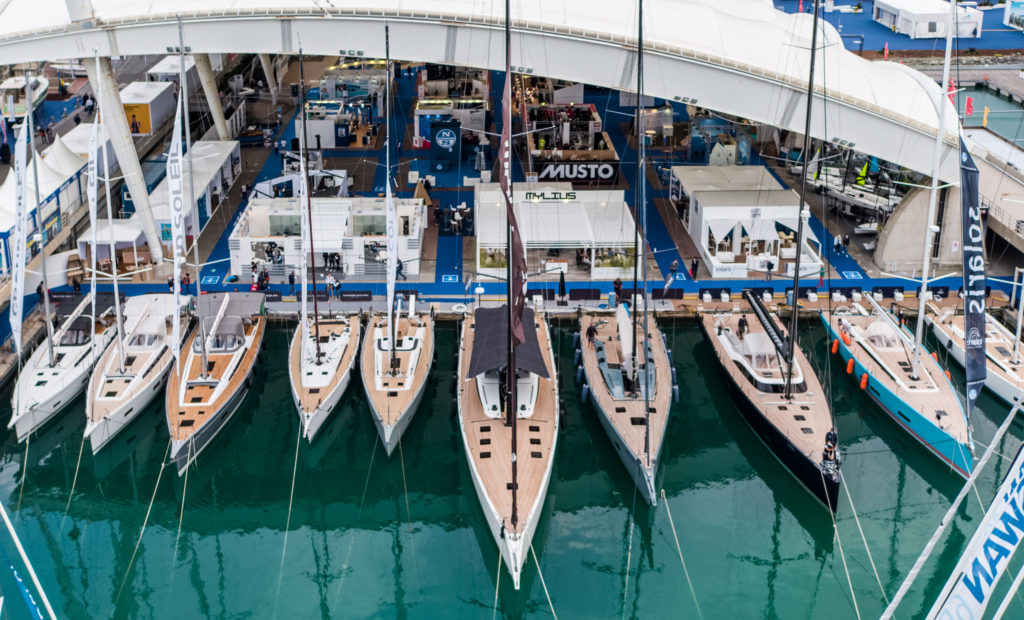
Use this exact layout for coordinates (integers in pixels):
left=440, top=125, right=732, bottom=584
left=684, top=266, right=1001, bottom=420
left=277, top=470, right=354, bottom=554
left=0, top=0, right=962, bottom=181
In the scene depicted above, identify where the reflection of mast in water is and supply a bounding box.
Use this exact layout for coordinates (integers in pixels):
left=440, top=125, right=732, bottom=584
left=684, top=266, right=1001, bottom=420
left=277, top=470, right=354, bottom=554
left=391, top=498, right=406, bottom=614
left=764, top=500, right=782, bottom=619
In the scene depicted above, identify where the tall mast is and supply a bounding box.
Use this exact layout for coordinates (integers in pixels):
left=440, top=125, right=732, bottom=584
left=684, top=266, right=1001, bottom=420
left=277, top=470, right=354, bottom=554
left=504, top=0, right=518, bottom=530
left=96, top=50, right=126, bottom=372
left=784, top=0, right=821, bottom=398
left=636, top=0, right=652, bottom=460
left=910, top=0, right=956, bottom=380
left=298, top=50, right=323, bottom=362
left=25, top=76, right=55, bottom=367
left=385, top=26, right=397, bottom=367
left=178, top=17, right=208, bottom=376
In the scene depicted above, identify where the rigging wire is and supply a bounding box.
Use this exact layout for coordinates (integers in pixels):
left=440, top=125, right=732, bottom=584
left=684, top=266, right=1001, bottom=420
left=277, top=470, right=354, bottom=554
left=272, top=419, right=304, bottom=618
left=840, top=472, right=889, bottom=604
left=530, top=542, right=558, bottom=620
left=621, top=480, right=638, bottom=619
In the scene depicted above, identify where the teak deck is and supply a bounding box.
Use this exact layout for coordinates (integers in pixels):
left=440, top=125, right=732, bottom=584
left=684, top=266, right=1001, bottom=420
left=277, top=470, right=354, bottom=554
left=579, top=313, right=672, bottom=467
left=166, top=317, right=265, bottom=442
left=459, top=315, right=558, bottom=537
left=289, top=316, right=360, bottom=413
left=89, top=339, right=172, bottom=422
left=931, top=310, right=1024, bottom=394
left=361, top=314, right=433, bottom=426
left=823, top=311, right=968, bottom=443
left=701, top=312, right=832, bottom=461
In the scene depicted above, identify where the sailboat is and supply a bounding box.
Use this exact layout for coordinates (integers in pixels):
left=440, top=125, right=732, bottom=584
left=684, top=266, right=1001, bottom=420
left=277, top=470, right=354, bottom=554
left=86, top=293, right=190, bottom=452
left=164, top=26, right=266, bottom=474
left=10, top=75, right=116, bottom=441
left=457, top=0, right=559, bottom=589
left=820, top=2, right=975, bottom=478
left=577, top=0, right=672, bottom=506
left=288, top=51, right=361, bottom=442
left=84, top=65, right=190, bottom=453
left=701, top=0, right=840, bottom=510
left=925, top=309, right=1022, bottom=407
left=361, top=27, right=435, bottom=455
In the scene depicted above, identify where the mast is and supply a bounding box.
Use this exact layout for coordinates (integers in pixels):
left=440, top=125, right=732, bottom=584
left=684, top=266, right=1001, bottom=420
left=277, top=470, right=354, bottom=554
left=178, top=17, right=208, bottom=376
left=97, top=51, right=126, bottom=372
left=25, top=76, right=55, bottom=367
left=910, top=0, right=956, bottom=381
left=298, top=50, right=323, bottom=362
left=636, top=0, right=652, bottom=460
left=784, top=0, right=821, bottom=398
left=504, top=0, right=518, bottom=530
left=385, top=26, right=397, bottom=366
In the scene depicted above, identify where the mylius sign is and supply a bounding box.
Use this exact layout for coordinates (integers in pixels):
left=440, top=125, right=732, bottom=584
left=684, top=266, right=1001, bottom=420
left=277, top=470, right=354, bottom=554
left=537, top=161, right=618, bottom=183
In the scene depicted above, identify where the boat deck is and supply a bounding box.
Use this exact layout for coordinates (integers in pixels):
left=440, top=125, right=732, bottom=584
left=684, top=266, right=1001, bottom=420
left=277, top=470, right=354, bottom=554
left=362, top=314, right=433, bottom=426
left=701, top=311, right=833, bottom=463
left=459, top=315, right=558, bottom=537
left=931, top=308, right=1024, bottom=393
left=824, top=310, right=967, bottom=443
left=167, top=318, right=265, bottom=442
left=89, top=343, right=171, bottom=422
left=579, top=313, right=672, bottom=468
left=290, top=316, right=359, bottom=413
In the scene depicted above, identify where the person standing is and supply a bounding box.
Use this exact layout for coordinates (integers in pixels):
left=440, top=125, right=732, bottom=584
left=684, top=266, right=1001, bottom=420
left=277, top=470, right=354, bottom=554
left=737, top=315, right=748, bottom=340
left=289, top=271, right=296, bottom=295
left=396, top=258, right=407, bottom=281
left=833, top=234, right=841, bottom=256
left=72, top=276, right=81, bottom=294
left=613, top=277, right=623, bottom=305
left=167, top=276, right=174, bottom=292
left=690, top=258, right=699, bottom=279
left=586, top=322, right=598, bottom=347
left=669, top=258, right=679, bottom=279
left=765, top=259, right=773, bottom=281
left=818, top=265, right=825, bottom=288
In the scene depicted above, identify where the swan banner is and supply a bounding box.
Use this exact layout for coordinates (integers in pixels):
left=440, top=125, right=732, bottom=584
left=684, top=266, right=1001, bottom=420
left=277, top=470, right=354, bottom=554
left=499, top=74, right=527, bottom=347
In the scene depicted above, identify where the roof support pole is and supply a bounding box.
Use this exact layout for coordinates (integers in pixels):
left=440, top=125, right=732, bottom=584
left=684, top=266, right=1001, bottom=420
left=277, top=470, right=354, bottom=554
left=194, top=53, right=229, bottom=140
left=259, top=54, right=276, bottom=89
left=83, top=56, right=164, bottom=264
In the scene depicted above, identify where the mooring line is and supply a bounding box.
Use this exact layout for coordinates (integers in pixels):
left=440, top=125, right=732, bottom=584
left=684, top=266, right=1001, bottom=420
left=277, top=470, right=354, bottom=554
left=530, top=543, right=558, bottom=620
left=273, top=421, right=303, bottom=619
left=16, top=434, right=30, bottom=513
left=660, top=489, right=704, bottom=620
left=398, top=440, right=419, bottom=579
left=61, top=431, right=88, bottom=529
left=621, top=480, right=638, bottom=619
left=172, top=439, right=193, bottom=564
left=840, top=472, right=888, bottom=604
left=821, top=474, right=861, bottom=620
left=114, top=439, right=170, bottom=608
left=491, top=545, right=502, bottom=620
left=329, top=438, right=379, bottom=609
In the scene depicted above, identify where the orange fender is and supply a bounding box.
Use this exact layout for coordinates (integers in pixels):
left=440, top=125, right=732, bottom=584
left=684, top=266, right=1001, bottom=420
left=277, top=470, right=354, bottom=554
left=931, top=351, right=938, bottom=361
left=831, top=339, right=839, bottom=354
left=945, top=370, right=952, bottom=380
left=846, top=359, right=855, bottom=374
left=841, top=332, right=852, bottom=347
left=860, top=373, right=869, bottom=390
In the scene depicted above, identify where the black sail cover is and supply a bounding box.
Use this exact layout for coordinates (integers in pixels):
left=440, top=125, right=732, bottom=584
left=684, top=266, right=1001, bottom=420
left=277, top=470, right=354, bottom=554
left=960, top=138, right=986, bottom=418
left=466, top=306, right=549, bottom=379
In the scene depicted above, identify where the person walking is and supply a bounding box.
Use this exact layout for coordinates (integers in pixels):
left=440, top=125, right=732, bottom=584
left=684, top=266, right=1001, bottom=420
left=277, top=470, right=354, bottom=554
left=843, top=234, right=850, bottom=255
left=833, top=234, right=841, bottom=256
left=72, top=276, right=81, bottom=294
left=765, top=259, right=774, bottom=281
left=669, top=258, right=679, bottom=279
left=613, top=277, right=623, bottom=305
left=818, top=265, right=825, bottom=288
left=396, top=258, right=407, bottom=281
left=289, top=271, right=296, bottom=295
left=690, top=258, right=699, bottom=279
left=167, top=276, right=174, bottom=292
left=737, top=315, right=748, bottom=340
left=586, top=322, right=598, bottom=347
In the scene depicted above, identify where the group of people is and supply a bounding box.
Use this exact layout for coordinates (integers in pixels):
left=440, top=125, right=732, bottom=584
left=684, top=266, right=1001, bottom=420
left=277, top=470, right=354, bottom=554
left=574, top=249, right=591, bottom=270
left=251, top=264, right=271, bottom=291
left=322, top=252, right=343, bottom=272
left=165, top=273, right=193, bottom=294
left=833, top=233, right=851, bottom=256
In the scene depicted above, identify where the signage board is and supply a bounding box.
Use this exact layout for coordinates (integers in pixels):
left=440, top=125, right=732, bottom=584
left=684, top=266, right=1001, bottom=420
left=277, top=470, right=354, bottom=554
left=537, top=161, right=618, bottom=183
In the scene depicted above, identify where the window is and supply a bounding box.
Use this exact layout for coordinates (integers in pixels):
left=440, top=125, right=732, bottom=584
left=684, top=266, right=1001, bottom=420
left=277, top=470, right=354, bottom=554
left=928, top=21, right=938, bottom=33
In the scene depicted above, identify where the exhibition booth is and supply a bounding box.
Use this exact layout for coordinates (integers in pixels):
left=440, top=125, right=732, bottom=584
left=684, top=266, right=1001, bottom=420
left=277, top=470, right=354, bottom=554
left=475, top=183, right=636, bottom=281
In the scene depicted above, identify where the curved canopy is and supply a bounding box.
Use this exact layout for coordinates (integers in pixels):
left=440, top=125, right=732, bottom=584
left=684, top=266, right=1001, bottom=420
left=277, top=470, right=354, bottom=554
left=43, top=134, right=86, bottom=177
left=0, top=0, right=961, bottom=181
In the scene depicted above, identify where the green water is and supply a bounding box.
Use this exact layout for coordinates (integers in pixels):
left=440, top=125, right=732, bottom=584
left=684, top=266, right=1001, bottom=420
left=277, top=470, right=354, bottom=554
left=0, top=320, right=1021, bottom=619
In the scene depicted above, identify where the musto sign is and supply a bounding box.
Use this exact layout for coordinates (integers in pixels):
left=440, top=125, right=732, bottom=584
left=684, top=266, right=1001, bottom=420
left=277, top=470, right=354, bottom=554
left=537, top=162, right=618, bottom=183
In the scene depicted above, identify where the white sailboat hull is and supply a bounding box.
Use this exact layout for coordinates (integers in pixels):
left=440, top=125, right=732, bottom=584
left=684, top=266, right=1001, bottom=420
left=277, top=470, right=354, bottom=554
left=293, top=358, right=352, bottom=442
left=84, top=357, right=173, bottom=454
left=365, top=366, right=430, bottom=456
left=586, top=386, right=659, bottom=505
left=288, top=317, right=360, bottom=442
left=926, top=314, right=1024, bottom=406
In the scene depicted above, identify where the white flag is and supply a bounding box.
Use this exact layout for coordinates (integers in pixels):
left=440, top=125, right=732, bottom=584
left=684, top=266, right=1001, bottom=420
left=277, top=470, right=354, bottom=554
left=8, top=124, right=28, bottom=356
left=929, top=445, right=1024, bottom=618
left=167, top=95, right=186, bottom=364
left=385, top=156, right=397, bottom=350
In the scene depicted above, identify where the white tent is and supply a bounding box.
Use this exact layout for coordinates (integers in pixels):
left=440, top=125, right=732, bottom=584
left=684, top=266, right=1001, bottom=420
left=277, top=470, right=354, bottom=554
left=42, top=134, right=87, bottom=177
left=77, top=216, right=147, bottom=261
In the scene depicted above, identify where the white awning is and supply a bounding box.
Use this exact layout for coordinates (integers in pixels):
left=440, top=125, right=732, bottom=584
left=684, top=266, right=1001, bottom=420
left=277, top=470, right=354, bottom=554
left=707, top=219, right=736, bottom=242
left=747, top=217, right=778, bottom=242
